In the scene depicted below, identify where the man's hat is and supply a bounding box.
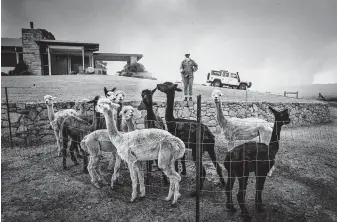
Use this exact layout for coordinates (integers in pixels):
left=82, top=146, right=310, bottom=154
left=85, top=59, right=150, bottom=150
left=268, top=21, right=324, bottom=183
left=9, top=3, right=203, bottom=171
left=185, top=53, right=190, bottom=56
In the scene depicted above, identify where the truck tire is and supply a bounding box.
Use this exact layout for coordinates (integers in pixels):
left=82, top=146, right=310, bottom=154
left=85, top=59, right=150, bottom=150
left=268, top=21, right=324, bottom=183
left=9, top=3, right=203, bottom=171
left=238, top=84, right=247, bottom=90
left=213, top=80, right=221, bottom=87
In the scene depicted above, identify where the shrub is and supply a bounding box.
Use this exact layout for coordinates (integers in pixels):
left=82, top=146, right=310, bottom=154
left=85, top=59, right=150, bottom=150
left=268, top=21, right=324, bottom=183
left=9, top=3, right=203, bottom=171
left=9, top=61, right=31, bottom=76
left=123, top=62, right=146, bottom=73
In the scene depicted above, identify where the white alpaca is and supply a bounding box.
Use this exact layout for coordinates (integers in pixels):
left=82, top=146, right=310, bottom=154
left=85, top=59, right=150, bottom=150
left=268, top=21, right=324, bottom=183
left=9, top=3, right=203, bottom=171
left=81, top=105, right=140, bottom=188
left=96, top=98, right=185, bottom=205
left=211, top=89, right=273, bottom=148
left=44, top=95, right=78, bottom=156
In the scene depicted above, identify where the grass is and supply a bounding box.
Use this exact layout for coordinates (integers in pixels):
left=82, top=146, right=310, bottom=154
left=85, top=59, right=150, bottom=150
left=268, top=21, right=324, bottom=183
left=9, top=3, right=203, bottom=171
left=2, top=107, right=337, bottom=221
left=1, top=75, right=321, bottom=103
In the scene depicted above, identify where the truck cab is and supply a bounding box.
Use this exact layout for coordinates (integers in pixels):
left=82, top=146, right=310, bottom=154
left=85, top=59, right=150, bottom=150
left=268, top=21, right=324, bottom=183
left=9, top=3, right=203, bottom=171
left=206, top=70, right=252, bottom=90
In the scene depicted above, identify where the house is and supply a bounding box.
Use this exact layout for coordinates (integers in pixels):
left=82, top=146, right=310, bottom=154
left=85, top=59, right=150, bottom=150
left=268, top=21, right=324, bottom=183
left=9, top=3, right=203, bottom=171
left=1, top=22, right=143, bottom=75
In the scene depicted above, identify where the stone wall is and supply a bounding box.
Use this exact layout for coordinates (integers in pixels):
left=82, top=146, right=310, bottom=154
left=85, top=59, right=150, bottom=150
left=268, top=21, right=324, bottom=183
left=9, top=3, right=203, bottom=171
left=1, top=100, right=331, bottom=147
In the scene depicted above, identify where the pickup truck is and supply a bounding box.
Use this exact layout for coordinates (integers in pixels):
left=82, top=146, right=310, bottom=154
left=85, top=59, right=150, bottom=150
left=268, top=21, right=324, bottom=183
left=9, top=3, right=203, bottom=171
left=206, top=70, right=252, bottom=90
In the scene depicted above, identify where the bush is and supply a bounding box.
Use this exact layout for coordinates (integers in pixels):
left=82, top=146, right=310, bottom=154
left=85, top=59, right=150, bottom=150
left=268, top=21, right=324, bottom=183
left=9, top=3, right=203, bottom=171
left=9, top=61, right=31, bottom=76
left=123, top=62, right=146, bottom=73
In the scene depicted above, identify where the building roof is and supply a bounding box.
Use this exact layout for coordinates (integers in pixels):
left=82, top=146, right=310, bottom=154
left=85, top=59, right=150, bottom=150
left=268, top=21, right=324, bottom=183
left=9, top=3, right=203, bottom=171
left=1, top=38, right=22, bottom=47
left=36, top=39, right=99, bottom=51
left=93, top=53, right=143, bottom=61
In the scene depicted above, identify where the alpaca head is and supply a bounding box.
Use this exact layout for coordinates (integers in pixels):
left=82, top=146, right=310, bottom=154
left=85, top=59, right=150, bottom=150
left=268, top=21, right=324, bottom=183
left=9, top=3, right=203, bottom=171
left=44, top=95, right=56, bottom=106
left=157, top=82, right=182, bottom=95
left=119, top=105, right=139, bottom=121
left=211, top=89, right=223, bottom=103
left=96, top=98, right=120, bottom=114
left=87, top=95, right=100, bottom=110
left=76, top=98, right=90, bottom=109
left=269, top=106, right=290, bottom=125
left=115, top=90, right=126, bottom=103
left=104, top=87, right=117, bottom=102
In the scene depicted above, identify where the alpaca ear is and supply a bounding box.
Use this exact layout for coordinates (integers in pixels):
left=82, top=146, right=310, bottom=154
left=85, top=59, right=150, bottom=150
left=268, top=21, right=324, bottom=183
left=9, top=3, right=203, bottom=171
left=175, top=87, right=182, bottom=92
left=104, top=87, right=108, bottom=95
left=151, top=87, right=157, bottom=94
left=112, top=87, right=116, bottom=92
left=119, top=110, right=123, bottom=116
left=269, top=106, right=277, bottom=114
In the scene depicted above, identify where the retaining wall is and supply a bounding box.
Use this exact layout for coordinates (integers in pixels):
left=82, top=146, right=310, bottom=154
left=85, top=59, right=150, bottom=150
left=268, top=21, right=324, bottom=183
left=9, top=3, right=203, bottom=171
left=1, top=100, right=331, bottom=146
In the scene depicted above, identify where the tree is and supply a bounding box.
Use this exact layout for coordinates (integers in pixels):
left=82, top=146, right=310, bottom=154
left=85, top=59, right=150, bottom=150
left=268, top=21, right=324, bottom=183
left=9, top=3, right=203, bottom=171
left=95, top=60, right=107, bottom=74
left=123, top=62, right=146, bottom=73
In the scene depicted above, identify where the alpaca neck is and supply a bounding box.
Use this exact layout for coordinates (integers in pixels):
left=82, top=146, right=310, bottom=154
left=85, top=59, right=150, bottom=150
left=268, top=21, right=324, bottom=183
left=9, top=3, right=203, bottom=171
left=215, top=100, right=228, bottom=129
left=91, top=109, right=97, bottom=130
left=79, top=104, right=86, bottom=115
left=268, top=121, right=283, bottom=157
left=145, top=101, right=155, bottom=120
left=46, top=104, right=55, bottom=122
left=102, top=108, right=121, bottom=140
left=165, top=92, right=175, bottom=120
left=126, top=119, right=135, bottom=131
left=116, top=102, right=123, bottom=131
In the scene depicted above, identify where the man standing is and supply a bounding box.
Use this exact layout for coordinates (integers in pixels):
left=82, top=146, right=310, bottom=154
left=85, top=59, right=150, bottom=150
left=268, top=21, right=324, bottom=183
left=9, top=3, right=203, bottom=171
left=180, top=53, right=198, bottom=101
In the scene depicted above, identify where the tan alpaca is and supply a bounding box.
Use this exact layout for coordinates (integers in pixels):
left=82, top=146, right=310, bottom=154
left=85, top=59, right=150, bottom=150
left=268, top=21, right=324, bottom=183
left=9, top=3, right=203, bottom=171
left=211, top=89, right=273, bottom=149
left=96, top=98, right=185, bottom=205
left=81, top=105, right=140, bottom=188
left=44, top=95, right=79, bottom=156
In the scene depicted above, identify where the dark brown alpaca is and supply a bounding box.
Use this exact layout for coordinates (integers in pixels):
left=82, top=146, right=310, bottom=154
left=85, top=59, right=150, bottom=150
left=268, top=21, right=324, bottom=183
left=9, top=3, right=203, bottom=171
left=224, top=106, right=290, bottom=221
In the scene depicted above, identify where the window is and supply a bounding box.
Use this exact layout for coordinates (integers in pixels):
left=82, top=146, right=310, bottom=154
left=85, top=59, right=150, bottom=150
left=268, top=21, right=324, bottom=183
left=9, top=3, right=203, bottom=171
left=211, top=71, right=221, bottom=76
left=222, top=72, right=229, bottom=77
left=231, top=73, right=237, bottom=78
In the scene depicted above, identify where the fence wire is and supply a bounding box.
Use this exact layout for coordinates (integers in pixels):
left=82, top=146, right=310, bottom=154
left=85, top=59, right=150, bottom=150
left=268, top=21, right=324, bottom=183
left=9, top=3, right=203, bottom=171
left=2, top=87, right=337, bottom=222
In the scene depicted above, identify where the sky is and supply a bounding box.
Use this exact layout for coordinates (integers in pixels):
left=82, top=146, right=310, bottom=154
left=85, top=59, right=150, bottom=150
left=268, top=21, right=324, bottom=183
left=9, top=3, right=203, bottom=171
left=2, top=0, right=337, bottom=91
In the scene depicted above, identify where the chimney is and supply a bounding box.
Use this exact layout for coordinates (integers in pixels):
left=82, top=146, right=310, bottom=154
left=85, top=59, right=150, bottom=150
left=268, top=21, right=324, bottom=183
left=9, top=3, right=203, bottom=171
left=30, top=22, right=34, bottom=29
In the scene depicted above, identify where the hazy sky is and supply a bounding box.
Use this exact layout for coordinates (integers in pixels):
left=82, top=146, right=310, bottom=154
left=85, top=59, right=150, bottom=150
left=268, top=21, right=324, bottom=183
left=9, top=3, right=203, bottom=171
left=2, top=0, right=337, bottom=91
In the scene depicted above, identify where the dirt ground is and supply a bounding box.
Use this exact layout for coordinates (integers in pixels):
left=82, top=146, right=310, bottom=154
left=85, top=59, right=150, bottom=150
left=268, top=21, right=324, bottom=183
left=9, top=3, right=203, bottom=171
left=2, top=106, right=337, bottom=222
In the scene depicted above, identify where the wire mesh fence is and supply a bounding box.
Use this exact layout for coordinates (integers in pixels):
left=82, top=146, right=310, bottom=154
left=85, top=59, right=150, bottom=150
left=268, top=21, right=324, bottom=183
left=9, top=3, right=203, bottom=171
left=2, top=86, right=337, bottom=222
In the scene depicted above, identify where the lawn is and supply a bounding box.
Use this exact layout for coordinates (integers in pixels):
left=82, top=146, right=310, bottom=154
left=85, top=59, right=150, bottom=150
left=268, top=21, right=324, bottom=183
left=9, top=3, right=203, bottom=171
left=1, top=75, right=319, bottom=103
left=2, top=107, right=337, bottom=222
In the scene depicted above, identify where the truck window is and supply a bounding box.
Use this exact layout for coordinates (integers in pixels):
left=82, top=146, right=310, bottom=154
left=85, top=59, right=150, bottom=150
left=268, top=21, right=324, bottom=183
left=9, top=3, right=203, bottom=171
left=231, top=73, right=237, bottom=78
left=222, top=72, right=229, bottom=77
left=212, top=71, right=221, bottom=76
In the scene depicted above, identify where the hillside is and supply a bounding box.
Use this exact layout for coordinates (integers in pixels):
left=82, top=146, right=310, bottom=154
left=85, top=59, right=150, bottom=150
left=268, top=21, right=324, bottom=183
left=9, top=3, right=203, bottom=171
left=1, top=75, right=322, bottom=103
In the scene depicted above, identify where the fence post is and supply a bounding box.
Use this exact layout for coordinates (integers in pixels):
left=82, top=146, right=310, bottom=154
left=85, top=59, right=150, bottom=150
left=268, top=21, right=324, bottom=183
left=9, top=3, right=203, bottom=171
left=5, top=87, right=14, bottom=149
left=195, top=95, right=201, bottom=222
left=296, top=91, right=299, bottom=98
left=284, top=91, right=286, bottom=97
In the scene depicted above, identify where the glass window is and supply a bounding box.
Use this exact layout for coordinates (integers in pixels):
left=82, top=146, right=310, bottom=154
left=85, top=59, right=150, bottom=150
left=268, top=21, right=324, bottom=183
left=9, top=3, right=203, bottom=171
left=231, top=73, right=237, bottom=78
left=211, top=71, right=221, bottom=76
left=222, top=72, right=229, bottom=77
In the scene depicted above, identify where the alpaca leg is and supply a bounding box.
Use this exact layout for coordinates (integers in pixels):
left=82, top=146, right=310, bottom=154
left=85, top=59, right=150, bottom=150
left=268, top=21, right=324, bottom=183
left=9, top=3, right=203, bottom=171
left=225, top=170, right=237, bottom=212
left=97, top=159, right=108, bottom=185
left=69, top=141, right=79, bottom=165
left=62, top=135, right=68, bottom=170
left=171, top=163, right=182, bottom=206
left=162, top=166, right=174, bottom=202
left=207, top=147, right=225, bottom=185
left=80, top=147, right=89, bottom=174
left=155, top=159, right=169, bottom=185
left=190, top=149, right=206, bottom=197
left=88, top=155, right=101, bottom=188
left=111, top=154, right=122, bottom=189
left=237, top=173, right=250, bottom=220
left=127, top=162, right=138, bottom=202
left=135, top=162, right=146, bottom=198
left=180, top=153, right=187, bottom=176
left=75, top=141, right=83, bottom=159
left=107, top=153, right=115, bottom=171
left=54, top=129, right=62, bottom=157
left=255, top=172, right=267, bottom=213
left=145, top=161, right=152, bottom=186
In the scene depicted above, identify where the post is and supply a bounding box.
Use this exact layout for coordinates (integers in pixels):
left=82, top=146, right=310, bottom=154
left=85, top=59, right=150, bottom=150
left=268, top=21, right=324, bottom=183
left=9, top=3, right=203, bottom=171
left=284, top=91, right=286, bottom=97
left=296, top=91, right=298, bottom=98
left=91, top=54, right=94, bottom=68
left=47, top=46, right=51, bottom=76
left=195, top=95, right=202, bottom=222
left=15, top=47, right=19, bottom=64
left=5, top=87, right=14, bottom=149
left=82, top=47, right=85, bottom=73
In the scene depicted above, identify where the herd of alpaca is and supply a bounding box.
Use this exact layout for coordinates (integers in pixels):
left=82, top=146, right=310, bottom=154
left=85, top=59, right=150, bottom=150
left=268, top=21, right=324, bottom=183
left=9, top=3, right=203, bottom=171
left=45, top=82, right=290, bottom=215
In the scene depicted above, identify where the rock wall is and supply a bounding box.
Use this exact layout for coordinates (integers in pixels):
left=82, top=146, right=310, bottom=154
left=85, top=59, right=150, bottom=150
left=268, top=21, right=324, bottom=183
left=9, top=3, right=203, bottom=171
left=1, top=100, right=331, bottom=147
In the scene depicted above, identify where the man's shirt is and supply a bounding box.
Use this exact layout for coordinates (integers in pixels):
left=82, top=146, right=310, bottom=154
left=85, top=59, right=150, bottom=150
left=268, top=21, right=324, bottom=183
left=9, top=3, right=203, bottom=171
left=180, top=58, right=198, bottom=77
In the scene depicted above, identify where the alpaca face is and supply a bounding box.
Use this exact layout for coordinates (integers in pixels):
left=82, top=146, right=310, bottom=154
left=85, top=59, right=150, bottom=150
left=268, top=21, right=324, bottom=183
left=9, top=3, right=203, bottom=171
left=269, top=107, right=290, bottom=125
left=141, top=88, right=156, bottom=105
left=104, top=87, right=117, bottom=102
left=157, top=82, right=182, bottom=94
left=120, top=106, right=135, bottom=120
left=44, top=95, right=56, bottom=106
left=96, top=98, right=120, bottom=114
left=211, top=89, right=223, bottom=103
left=115, top=90, right=126, bottom=103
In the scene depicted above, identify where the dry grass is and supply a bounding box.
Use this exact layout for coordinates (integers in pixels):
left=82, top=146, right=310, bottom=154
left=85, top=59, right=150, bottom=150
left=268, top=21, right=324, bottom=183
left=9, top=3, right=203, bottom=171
left=2, top=107, right=337, bottom=221
left=1, top=75, right=320, bottom=103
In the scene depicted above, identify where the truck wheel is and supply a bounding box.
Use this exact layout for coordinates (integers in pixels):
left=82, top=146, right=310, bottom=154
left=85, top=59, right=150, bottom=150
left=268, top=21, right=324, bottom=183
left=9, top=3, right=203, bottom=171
left=239, top=84, right=247, bottom=90
left=213, top=80, right=221, bottom=87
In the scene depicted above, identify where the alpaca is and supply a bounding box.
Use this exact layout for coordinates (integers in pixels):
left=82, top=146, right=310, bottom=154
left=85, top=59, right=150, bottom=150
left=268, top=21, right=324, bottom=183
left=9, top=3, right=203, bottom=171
left=157, top=82, right=225, bottom=196
left=44, top=95, right=80, bottom=157
left=81, top=105, right=139, bottom=188
left=59, top=95, right=100, bottom=173
left=137, top=88, right=169, bottom=185
left=211, top=89, right=273, bottom=151
left=224, top=107, right=290, bottom=221
left=102, top=87, right=124, bottom=131
left=96, top=98, right=185, bottom=206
